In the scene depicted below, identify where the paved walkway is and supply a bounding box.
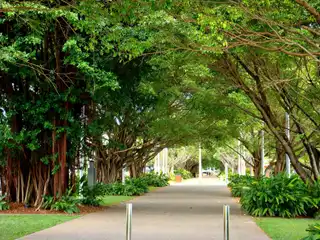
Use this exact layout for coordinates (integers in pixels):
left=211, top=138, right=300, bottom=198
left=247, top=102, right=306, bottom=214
left=20, top=178, right=269, bottom=240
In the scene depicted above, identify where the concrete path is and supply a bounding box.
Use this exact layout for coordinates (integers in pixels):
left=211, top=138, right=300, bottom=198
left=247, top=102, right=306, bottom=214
left=20, top=178, right=270, bottom=240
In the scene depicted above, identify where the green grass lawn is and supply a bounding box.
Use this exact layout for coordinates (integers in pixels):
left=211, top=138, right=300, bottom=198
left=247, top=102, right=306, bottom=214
left=100, top=187, right=162, bottom=206
left=256, top=218, right=320, bottom=240
left=100, top=195, right=133, bottom=206
left=148, top=186, right=158, bottom=191
left=0, top=215, right=79, bottom=240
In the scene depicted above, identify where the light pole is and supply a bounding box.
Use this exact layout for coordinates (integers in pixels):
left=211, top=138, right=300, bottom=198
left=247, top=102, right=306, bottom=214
left=225, top=163, right=229, bottom=184
left=122, top=167, right=126, bottom=184
left=165, top=148, right=168, bottom=174
left=153, top=154, right=157, bottom=173
left=199, top=143, right=202, bottom=180
left=285, top=112, right=291, bottom=176
left=162, top=150, right=165, bottom=173
left=157, top=153, right=160, bottom=173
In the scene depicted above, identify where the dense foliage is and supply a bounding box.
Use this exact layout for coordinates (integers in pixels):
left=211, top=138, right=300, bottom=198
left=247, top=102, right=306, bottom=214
left=174, top=169, right=193, bottom=180
left=104, top=173, right=169, bottom=196
left=241, top=175, right=315, bottom=218
left=40, top=173, right=169, bottom=212
left=80, top=183, right=106, bottom=206
left=302, top=224, right=320, bottom=240
left=0, top=195, right=9, bottom=210
left=228, top=174, right=320, bottom=218
left=0, top=0, right=319, bottom=208
left=43, top=189, right=80, bottom=214
left=227, top=175, right=255, bottom=197
left=140, top=173, right=169, bottom=188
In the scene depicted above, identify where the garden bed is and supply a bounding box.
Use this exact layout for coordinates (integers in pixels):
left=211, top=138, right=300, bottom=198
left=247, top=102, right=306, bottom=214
left=0, top=202, right=106, bottom=215
left=227, top=174, right=320, bottom=239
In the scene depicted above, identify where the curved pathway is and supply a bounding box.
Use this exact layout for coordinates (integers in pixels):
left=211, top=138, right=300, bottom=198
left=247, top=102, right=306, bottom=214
left=20, top=178, right=269, bottom=240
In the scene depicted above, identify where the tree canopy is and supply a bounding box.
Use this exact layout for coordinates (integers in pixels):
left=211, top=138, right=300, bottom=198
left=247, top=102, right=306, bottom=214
left=0, top=0, right=319, bottom=207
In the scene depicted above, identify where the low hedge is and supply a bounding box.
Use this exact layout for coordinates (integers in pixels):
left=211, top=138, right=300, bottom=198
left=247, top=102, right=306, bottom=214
left=104, top=172, right=169, bottom=196
left=140, top=172, right=170, bottom=187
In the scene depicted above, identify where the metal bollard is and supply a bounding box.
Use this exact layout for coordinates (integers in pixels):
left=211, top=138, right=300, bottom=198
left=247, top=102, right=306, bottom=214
left=223, top=205, right=230, bottom=240
left=126, top=203, right=132, bottom=240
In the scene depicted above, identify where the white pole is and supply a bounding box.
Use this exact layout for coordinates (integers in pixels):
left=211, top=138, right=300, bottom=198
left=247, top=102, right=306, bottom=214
left=199, top=143, right=202, bottom=179
left=153, top=155, right=157, bottom=173
left=261, top=129, right=265, bottom=176
left=223, top=205, right=230, bottom=240
left=162, top=150, right=165, bottom=173
left=225, top=163, right=228, bottom=184
left=164, top=148, right=167, bottom=174
left=126, top=203, right=132, bottom=240
left=285, top=112, right=291, bottom=176
left=165, top=148, right=168, bottom=174
left=122, top=167, right=126, bottom=184
left=238, top=140, right=241, bottom=175
left=157, top=153, right=160, bottom=174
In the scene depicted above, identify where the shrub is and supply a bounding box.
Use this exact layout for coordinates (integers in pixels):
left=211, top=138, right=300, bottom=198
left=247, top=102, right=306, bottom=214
left=122, top=183, right=146, bottom=196
left=228, top=174, right=254, bottom=187
left=51, top=189, right=80, bottom=214
left=174, top=169, right=193, bottom=179
left=169, top=172, right=176, bottom=181
left=124, top=178, right=149, bottom=195
left=80, top=183, right=106, bottom=206
left=103, top=173, right=170, bottom=196
left=0, top=195, right=9, bottom=210
left=301, top=224, right=320, bottom=240
left=306, top=181, right=320, bottom=218
left=104, top=182, right=125, bottom=195
left=42, top=195, right=54, bottom=209
left=140, top=172, right=169, bottom=187
left=228, top=175, right=255, bottom=197
left=76, top=174, right=87, bottom=195
left=240, top=174, right=315, bottom=218
left=104, top=178, right=148, bottom=196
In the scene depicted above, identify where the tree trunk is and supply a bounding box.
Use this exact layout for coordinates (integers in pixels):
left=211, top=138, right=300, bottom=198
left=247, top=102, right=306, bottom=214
left=275, top=141, right=286, bottom=174
left=129, top=162, right=145, bottom=178
left=253, top=151, right=261, bottom=178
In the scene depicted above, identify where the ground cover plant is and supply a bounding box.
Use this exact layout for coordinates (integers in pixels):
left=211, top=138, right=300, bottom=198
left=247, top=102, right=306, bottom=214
left=228, top=174, right=318, bottom=218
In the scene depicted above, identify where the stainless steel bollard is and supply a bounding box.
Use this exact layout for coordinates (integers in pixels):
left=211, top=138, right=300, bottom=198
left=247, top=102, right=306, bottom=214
left=223, top=205, right=230, bottom=240
left=126, top=203, right=132, bottom=240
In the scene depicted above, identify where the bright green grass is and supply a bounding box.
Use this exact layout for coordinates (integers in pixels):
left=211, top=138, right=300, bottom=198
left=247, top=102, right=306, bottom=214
left=148, top=186, right=158, bottom=191
left=100, top=196, right=133, bottom=206
left=256, top=218, right=320, bottom=240
left=100, top=187, right=160, bottom=206
left=0, top=215, right=78, bottom=240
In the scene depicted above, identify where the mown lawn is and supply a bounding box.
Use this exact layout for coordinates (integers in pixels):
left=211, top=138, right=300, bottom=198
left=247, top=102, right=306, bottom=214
left=0, top=190, right=162, bottom=239
left=0, top=215, right=79, bottom=240
left=256, top=218, right=320, bottom=240
left=148, top=186, right=158, bottom=192
left=100, top=187, right=161, bottom=206
left=100, top=195, right=133, bottom=206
